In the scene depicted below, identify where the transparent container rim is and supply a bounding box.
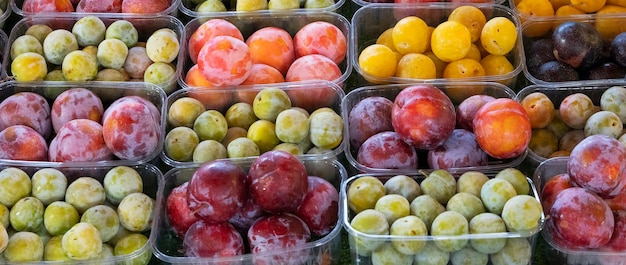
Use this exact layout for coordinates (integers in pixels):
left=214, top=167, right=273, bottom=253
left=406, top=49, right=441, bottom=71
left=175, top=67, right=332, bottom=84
left=10, top=0, right=181, bottom=17
left=351, top=0, right=506, bottom=9
left=152, top=158, right=348, bottom=263
left=178, top=0, right=345, bottom=18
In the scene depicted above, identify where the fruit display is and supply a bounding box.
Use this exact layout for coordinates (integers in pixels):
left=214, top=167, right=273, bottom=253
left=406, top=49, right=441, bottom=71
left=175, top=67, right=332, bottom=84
left=516, top=82, right=626, bottom=165
left=10, top=0, right=180, bottom=15
left=180, top=12, right=351, bottom=89
left=523, top=17, right=626, bottom=83
left=3, top=14, right=183, bottom=93
left=343, top=167, right=544, bottom=265
left=352, top=4, right=522, bottom=87
left=535, top=150, right=626, bottom=265
left=152, top=152, right=346, bottom=264
left=511, top=0, right=626, bottom=23
left=162, top=81, right=345, bottom=166
left=178, top=0, right=343, bottom=17
left=0, top=81, right=166, bottom=164
left=0, top=163, right=161, bottom=264
left=344, top=82, right=530, bottom=174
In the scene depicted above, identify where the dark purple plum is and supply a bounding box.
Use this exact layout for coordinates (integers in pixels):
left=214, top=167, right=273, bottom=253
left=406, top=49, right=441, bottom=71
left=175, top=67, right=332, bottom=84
left=535, top=61, right=579, bottom=82
left=526, top=38, right=555, bottom=75
left=552, top=21, right=604, bottom=70
left=587, top=62, right=626, bottom=80
left=611, top=32, right=626, bottom=67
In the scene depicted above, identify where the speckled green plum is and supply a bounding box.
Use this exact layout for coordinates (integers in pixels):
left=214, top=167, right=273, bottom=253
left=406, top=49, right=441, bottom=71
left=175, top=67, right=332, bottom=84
left=31, top=168, right=67, bottom=206
left=469, top=212, right=507, bottom=254
left=600, top=86, right=626, bottom=123
left=495, top=168, right=530, bottom=196
left=43, top=235, right=71, bottom=261
left=193, top=110, right=228, bottom=142
left=225, top=102, right=257, bottom=130
left=61, top=222, right=102, bottom=260
left=43, top=201, right=79, bottom=236
left=480, top=178, right=517, bottom=215
left=584, top=110, right=623, bottom=138
left=168, top=97, right=205, bottom=128
left=490, top=238, right=532, bottom=265
left=421, top=169, right=457, bottom=205
left=431, top=211, right=469, bottom=252
left=275, top=108, right=309, bottom=143
left=457, top=171, right=488, bottom=197
left=410, top=194, right=445, bottom=229
left=501, top=195, right=543, bottom=232
left=97, top=38, right=129, bottom=69
left=81, top=205, right=120, bottom=242
left=193, top=140, right=227, bottom=163
left=349, top=209, right=389, bottom=256
left=384, top=175, right=421, bottom=203
left=414, top=241, right=450, bottom=265
left=389, top=215, right=427, bottom=255
left=0, top=167, right=31, bottom=207
left=72, top=15, right=106, bottom=47
left=117, top=193, right=154, bottom=232
left=62, top=50, right=98, bottom=81
left=227, top=137, right=260, bottom=158
left=446, top=192, right=485, bottom=221
left=43, top=29, right=78, bottom=65
left=105, top=20, right=139, bottom=48
left=103, top=166, right=144, bottom=205
left=65, top=177, right=106, bottom=213
left=10, top=197, right=44, bottom=232
left=450, top=246, right=488, bottom=265
left=4, top=231, right=44, bottom=262
left=113, top=233, right=151, bottom=265
left=347, top=176, right=385, bottom=214
left=371, top=243, right=413, bottom=265
left=25, top=24, right=53, bottom=43
left=309, top=108, right=343, bottom=149
left=375, top=194, right=410, bottom=225
left=253, top=87, right=291, bottom=122
left=165, top=126, right=200, bottom=162
left=10, top=35, right=43, bottom=60
left=272, top=143, right=303, bottom=155
left=247, top=119, right=280, bottom=153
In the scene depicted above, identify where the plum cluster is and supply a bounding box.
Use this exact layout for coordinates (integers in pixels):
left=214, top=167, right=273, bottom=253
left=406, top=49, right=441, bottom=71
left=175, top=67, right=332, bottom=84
left=0, top=166, right=153, bottom=263
left=0, top=88, right=162, bottom=162
left=346, top=168, right=542, bottom=265
left=184, top=0, right=337, bottom=13
left=21, top=0, right=173, bottom=14
left=165, top=150, right=340, bottom=262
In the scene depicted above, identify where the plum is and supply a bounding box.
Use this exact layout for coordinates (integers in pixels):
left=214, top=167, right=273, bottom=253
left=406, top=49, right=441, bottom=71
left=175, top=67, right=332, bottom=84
left=166, top=182, right=199, bottom=238
left=356, top=131, right=418, bottom=170
left=427, top=129, right=488, bottom=170
left=473, top=98, right=531, bottom=159
left=604, top=210, right=626, bottom=251
left=348, top=96, right=393, bottom=151
left=611, top=32, right=626, bottom=67
left=183, top=221, right=244, bottom=258
left=229, top=196, right=266, bottom=232
left=535, top=60, right=579, bottom=82
left=295, top=176, right=338, bottom=236
left=48, top=119, right=113, bottom=162
left=50, top=88, right=104, bottom=133
left=247, top=213, right=311, bottom=265
left=552, top=21, right=604, bottom=70
left=0, top=125, right=48, bottom=161
left=525, top=38, right=555, bottom=75
left=76, top=0, right=122, bottom=12
left=587, top=62, right=626, bottom=80
left=0, top=92, right=51, bottom=139
left=455, top=94, right=495, bottom=132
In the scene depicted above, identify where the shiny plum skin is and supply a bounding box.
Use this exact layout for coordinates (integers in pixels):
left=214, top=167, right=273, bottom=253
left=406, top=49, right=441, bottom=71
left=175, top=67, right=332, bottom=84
left=51, top=88, right=104, bottom=133
left=183, top=221, right=244, bottom=258
left=604, top=210, right=626, bottom=251
left=76, top=0, right=122, bottom=12
left=0, top=125, right=48, bottom=161
left=427, top=129, right=488, bottom=170
left=540, top=173, right=574, bottom=215
left=166, top=182, right=200, bottom=238
left=455, top=95, right=496, bottom=132
left=187, top=160, right=247, bottom=223
left=296, top=176, right=339, bottom=236
left=356, top=131, right=418, bottom=170
left=348, top=96, right=393, bottom=152
left=248, top=151, right=308, bottom=213
left=473, top=98, right=531, bottom=159
left=48, top=119, right=113, bottom=162
left=0, top=92, right=52, bottom=139
left=229, top=197, right=266, bottom=232
left=247, top=213, right=311, bottom=265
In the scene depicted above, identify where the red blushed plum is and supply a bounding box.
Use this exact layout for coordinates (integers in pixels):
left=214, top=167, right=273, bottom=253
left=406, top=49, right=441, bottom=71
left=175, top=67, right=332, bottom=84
left=286, top=83, right=338, bottom=113
left=248, top=213, right=311, bottom=265
left=246, top=27, right=295, bottom=76
left=188, top=19, right=244, bottom=64
left=198, top=36, right=252, bottom=87
left=550, top=187, right=614, bottom=249
left=473, top=98, right=531, bottom=159
left=541, top=173, right=574, bottom=215
left=604, top=210, right=626, bottom=251
left=48, top=119, right=113, bottom=162
left=22, top=0, right=74, bottom=13
left=456, top=94, right=496, bottom=132
left=285, top=54, right=342, bottom=83
left=248, top=151, right=308, bottom=213
left=102, top=97, right=161, bottom=160
left=76, top=0, right=122, bottom=12
left=229, top=197, right=266, bottom=232
left=187, top=160, right=247, bottom=223
left=121, top=0, right=171, bottom=13
left=0, top=92, right=52, bottom=139
left=104, top=96, right=160, bottom=126
left=183, top=221, right=244, bottom=258
left=293, top=21, right=347, bottom=65
left=296, top=176, right=339, bottom=237
left=348, top=96, right=393, bottom=151
left=427, top=129, right=488, bottom=170
left=240, top=64, right=285, bottom=85
left=356, top=131, right=418, bottom=170
left=166, top=181, right=200, bottom=238
left=568, top=135, right=626, bottom=198
left=391, top=85, right=455, bottom=150
left=51, top=88, right=104, bottom=133
left=0, top=125, right=48, bottom=161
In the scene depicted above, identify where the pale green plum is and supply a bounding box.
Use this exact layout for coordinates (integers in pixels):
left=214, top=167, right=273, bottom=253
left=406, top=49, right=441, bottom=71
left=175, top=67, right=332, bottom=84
left=25, top=24, right=53, bottom=43
left=165, top=127, right=200, bottom=162
left=268, top=0, right=299, bottom=10
left=349, top=209, right=389, bottom=256
left=275, top=108, right=309, bottom=143
left=168, top=97, right=206, bottom=128
left=108, top=225, right=132, bottom=247
left=113, top=233, right=151, bottom=265
left=146, top=28, right=180, bottom=64
left=81, top=205, right=120, bottom=243
left=193, top=140, right=227, bottom=163
left=62, top=50, right=99, bottom=81
left=421, top=169, right=457, bottom=205
left=384, top=175, right=421, bottom=203
left=371, top=243, right=413, bottom=265
left=450, top=246, right=488, bottom=265
left=105, top=20, right=139, bottom=48
left=347, top=176, right=385, bottom=214
left=65, top=177, right=106, bottom=213
left=221, top=127, right=247, bottom=151
left=227, top=137, right=260, bottom=158
left=43, top=29, right=79, bottom=65
left=72, top=15, right=106, bottom=47
left=195, top=0, right=227, bottom=18
left=3, top=231, right=44, bottom=262
left=389, top=215, right=428, bottom=255
left=495, top=168, right=530, bottom=196
left=10, top=35, right=43, bottom=60
left=193, top=110, right=229, bottom=142
left=96, top=243, right=114, bottom=264
left=409, top=194, right=445, bottom=229
left=309, top=108, right=343, bottom=150
left=584, top=110, right=623, bottom=138
left=97, top=38, right=129, bottom=69
left=44, top=69, right=66, bottom=82
left=446, top=192, right=485, bottom=221
left=490, top=238, right=532, bottom=265
left=600, top=86, right=626, bottom=123
left=10, top=197, right=44, bottom=232
left=374, top=194, right=410, bottom=225
left=272, top=143, right=303, bottom=155
left=31, top=168, right=67, bottom=206
left=143, top=62, right=177, bottom=92
left=501, top=195, right=543, bottom=232
left=103, top=166, right=144, bottom=205
left=253, top=87, right=291, bottom=122
left=43, top=201, right=79, bottom=236
left=0, top=204, right=8, bottom=228
left=225, top=102, right=257, bottom=130
left=457, top=171, right=488, bottom=197
left=545, top=110, right=570, bottom=139
left=43, top=235, right=71, bottom=261
left=431, top=211, right=469, bottom=252
left=117, top=193, right=154, bottom=232
left=62, top=222, right=102, bottom=260
left=469, top=212, right=507, bottom=254
left=480, top=178, right=517, bottom=215
left=414, top=241, right=450, bottom=265
left=0, top=167, right=31, bottom=207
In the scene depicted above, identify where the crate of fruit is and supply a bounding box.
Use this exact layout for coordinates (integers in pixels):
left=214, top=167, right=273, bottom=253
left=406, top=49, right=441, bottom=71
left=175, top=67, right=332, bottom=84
left=353, top=0, right=505, bottom=7
left=179, top=11, right=351, bottom=89
left=0, top=162, right=162, bottom=264
left=509, top=0, right=626, bottom=24
left=515, top=80, right=626, bottom=167
left=351, top=3, right=523, bottom=88
left=534, top=151, right=626, bottom=264
left=162, top=80, right=345, bottom=167
left=178, top=0, right=345, bottom=19
left=0, top=80, right=166, bottom=166
left=521, top=13, right=626, bottom=85
left=342, top=167, right=545, bottom=265
left=343, top=82, right=528, bottom=175
left=153, top=151, right=346, bottom=265
left=2, top=14, right=184, bottom=94
left=9, top=0, right=180, bottom=17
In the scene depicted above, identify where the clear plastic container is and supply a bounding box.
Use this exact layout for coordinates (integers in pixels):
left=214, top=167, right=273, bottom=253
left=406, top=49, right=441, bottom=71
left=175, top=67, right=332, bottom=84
left=521, top=14, right=626, bottom=85
left=343, top=82, right=526, bottom=175
left=0, top=80, right=167, bottom=166
left=179, top=11, right=352, bottom=89
left=0, top=162, right=163, bottom=264
left=2, top=14, right=185, bottom=94
left=508, top=0, right=626, bottom=23
left=178, top=0, right=345, bottom=19
left=10, top=0, right=180, bottom=17
left=515, top=80, right=626, bottom=167
left=342, top=171, right=545, bottom=265
left=153, top=157, right=347, bottom=265
left=161, top=80, right=346, bottom=167
left=533, top=156, right=626, bottom=265
left=352, top=0, right=505, bottom=7
left=0, top=0, right=10, bottom=29
left=351, top=3, right=523, bottom=88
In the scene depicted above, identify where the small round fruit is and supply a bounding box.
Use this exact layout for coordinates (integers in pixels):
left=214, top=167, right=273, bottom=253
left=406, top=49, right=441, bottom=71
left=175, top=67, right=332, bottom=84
left=431, top=21, right=472, bottom=62
left=495, top=168, right=530, bottom=195
left=480, top=178, right=517, bottom=215
left=247, top=120, right=280, bottom=153
left=43, top=201, right=79, bottom=236
left=103, top=166, right=144, bottom=205
left=446, top=192, right=485, bottom=221
left=113, top=233, right=151, bottom=265
left=117, top=192, right=154, bottom=232
left=374, top=194, right=410, bottom=224
left=358, top=44, right=397, bottom=79
left=105, top=20, right=139, bottom=48
left=450, top=246, right=489, bottom=265
left=97, top=38, right=129, bottom=69
left=414, top=241, right=450, bottom=265
left=0, top=222, right=7, bottom=253
left=72, top=15, right=106, bottom=47
left=81, top=205, right=120, bottom=242
left=584, top=110, right=623, bottom=138
left=43, top=29, right=79, bottom=65
left=490, top=238, right=532, bottom=265
left=44, top=235, right=70, bottom=261
left=0, top=167, right=32, bottom=207
left=165, top=127, right=200, bottom=162
left=10, top=196, right=44, bottom=232
left=481, top=17, right=518, bottom=56
left=521, top=92, right=555, bottom=129
left=275, top=108, right=309, bottom=143
left=10, top=35, right=43, bottom=60
left=420, top=169, right=456, bottom=205
left=146, top=28, right=180, bottom=64
left=65, top=177, right=106, bottom=213
left=448, top=5, right=487, bottom=42
left=253, top=87, right=291, bottom=122
left=11, top=52, right=47, bottom=81
left=349, top=209, right=389, bottom=256
left=371, top=243, right=413, bottom=265
left=410, top=194, right=445, bottom=229
left=4, top=232, right=44, bottom=262
left=61, top=222, right=102, bottom=260
left=469, top=212, right=507, bottom=254
left=431, top=211, right=469, bottom=252
left=31, top=168, right=67, bottom=206
left=193, top=110, right=228, bottom=142
left=347, top=176, right=385, bottom=213
left=384, top=175, right=421, bottom=202
left=62, top=50, right=99, bottom=81
left=559, top=93, right=595, bottom=129
left=225, top=102, right=257, bottom=130
left=227, top=137, right=260, bottom=158
left=168, top=97, right=206, bottom=128
left=309, top=108, right=343, bottom=150
left=457, top=171, right=489, bottom=197
left=193, top=140, right=227, bottom=163
left=389, top=215, right=428, bottom=255
left=601, top=86, right=626, bottom=123
left=392, top=16, right=431, bottom=54
left=501, top=195, right=543, bottom=232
